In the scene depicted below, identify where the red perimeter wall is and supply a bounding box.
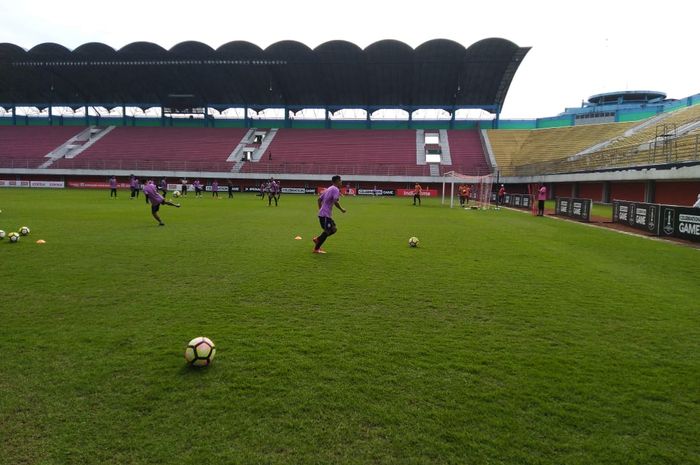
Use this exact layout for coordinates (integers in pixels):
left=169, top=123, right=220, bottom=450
left=654, top=180, right=700, bottom=206
left=578, top=182, right=604, bottom=201
left=610, top=182, right=646, bottom=202
left=553, top=182, right=574, bottom=198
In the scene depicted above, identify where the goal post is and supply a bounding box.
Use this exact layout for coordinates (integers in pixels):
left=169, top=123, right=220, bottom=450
left=442, top=171, right=495, bottom=209
left=527, top=183, right=540, bottom=216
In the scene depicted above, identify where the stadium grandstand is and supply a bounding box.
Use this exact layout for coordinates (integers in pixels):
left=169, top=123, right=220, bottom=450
left=0, top=38, right=699, bottom=206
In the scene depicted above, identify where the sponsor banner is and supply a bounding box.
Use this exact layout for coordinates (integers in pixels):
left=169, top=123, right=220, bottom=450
left=612, top=200, right=660, bottom=235
left=557, top=198, right=569, bottom=215
left=243, top=186, right=314, bottom=194
left=281, top=187, right=305, bottom=194
left=396, top=189, right=439, bottom=197
left=504, top=194, right=511, bottom=205
left=68, top=181, right=131, bottom=189
left=570, top=199, right=591, bottom=221
left=556, top=197, right=591, bottom=222
left=0, top=180, right=30, bottom=187
left=509, top=193, right=533, bottom=209
left=660, top=206, right=700, bottom=242
left=30, top=181, right=65, bottom=188
left=203, top=185, right=240, bottom=192
left=350, top=188, right=396, bottom=196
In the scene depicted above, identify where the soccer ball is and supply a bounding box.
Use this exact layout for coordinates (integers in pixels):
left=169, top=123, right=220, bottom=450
left=408, top=236, right=419, bottom=247
left=0, top=230, right=5, bottom=239
left=19, top=226, right=30, bottom=236
left=173, top=190, right=181, bottom=198
left=184, top=337, right=216, bottom=367
left=8, top=232, right=20, bottom=243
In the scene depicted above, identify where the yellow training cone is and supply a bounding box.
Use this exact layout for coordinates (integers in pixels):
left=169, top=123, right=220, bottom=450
left=294, top=236, right=302, bottom=240
left=36, top=239, right=46, bottom=244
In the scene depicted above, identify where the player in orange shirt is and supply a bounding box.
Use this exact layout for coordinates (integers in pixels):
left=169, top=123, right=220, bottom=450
left=413, top=183, right=422, bottom=206
left=458, top=184, right=468, bottom=207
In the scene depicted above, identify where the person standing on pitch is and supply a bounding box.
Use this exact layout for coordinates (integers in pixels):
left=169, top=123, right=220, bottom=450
left=181, top=178, right=188, bottom=196
left=313, top=175, right=346, bottom=254
left=458, top=184, right=468, bottom=207
left=413, top=182, right=422, bottom=206
left=109, top=175, right=118, bottom=198
left=193, top=179, right=202, bottom=197
left=212, top=180, right=219, bottom=198
left=159, top=177, right=167, bottom=196
left=129, top=175, right=138, bottom=200
left=228, top=179, right=234, bottom=198
left=498, top=184, right=506, bottom=207
left=261, top=179, right=271, bottom=201
left=537, top=183, right=547, bottom=216
left=268, top=178, right=280, bottom=206
left=144, top=180, right=180, bottom=226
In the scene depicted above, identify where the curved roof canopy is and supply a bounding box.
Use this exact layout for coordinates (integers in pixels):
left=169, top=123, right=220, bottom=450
left=0, top=38, right=530, bottom=112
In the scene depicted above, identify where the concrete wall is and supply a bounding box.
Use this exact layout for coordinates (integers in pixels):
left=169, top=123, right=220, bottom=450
left=655, top=180, right=700, bottom=206
left=610, top=182, right=646, bottom=202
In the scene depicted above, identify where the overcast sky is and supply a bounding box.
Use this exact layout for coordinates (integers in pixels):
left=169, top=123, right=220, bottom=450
left=1, top=0, right=697, bottom=118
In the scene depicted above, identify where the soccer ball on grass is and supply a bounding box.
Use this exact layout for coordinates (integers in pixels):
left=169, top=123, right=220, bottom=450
left=0, top=230, right=5, bottom=239
left=19, top=226, right=30, bottom=236
left=8, top=232, right=20, bottom=243
left=408, top=236, right=419, bottom=247
left=184, top=337, right=216, bottom=367
left=173, top=190, right=182, bottom=198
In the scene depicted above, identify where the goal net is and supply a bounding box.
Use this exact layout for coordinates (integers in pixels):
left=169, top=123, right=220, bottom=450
left=442, top=171, right=495, bottom=209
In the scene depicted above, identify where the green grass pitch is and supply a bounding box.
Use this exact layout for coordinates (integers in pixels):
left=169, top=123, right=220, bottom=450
left=0, top=189, right=698, bottom=465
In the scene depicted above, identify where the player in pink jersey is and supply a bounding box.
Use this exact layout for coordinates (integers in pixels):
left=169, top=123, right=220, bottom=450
left=313, top=175, right=347, bottom=254
left=268, top=179, right=281, bottom=206
left=109, top=176, right=118, bottom=198
left=143, top=181, right=181, bottom=226
left=537, top=184, right=547, bottom=216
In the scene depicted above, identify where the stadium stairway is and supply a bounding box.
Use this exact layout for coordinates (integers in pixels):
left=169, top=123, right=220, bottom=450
left=40, top=126, right=117, bottom=169
left=415, top=130, right=426, bottom=165
left=569, top=112, right=671, bottom=161
left=438, top=130, right=453, bottom=165
left=251, top=128, right=278, bottom=162
left=227, top=128, right=256, bottom=162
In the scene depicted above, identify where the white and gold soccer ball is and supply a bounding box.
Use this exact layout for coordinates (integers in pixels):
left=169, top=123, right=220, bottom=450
left=408, top=236, right=419, bottom=247
left=184, top=337, right=216, bottom=367
left=173, top=190, right=182, bottom=198
left=8, top=232, right=20, bottom=243
left=19, top=226, right=30, bottom=236
left=0, top=230, right=5, bottom=239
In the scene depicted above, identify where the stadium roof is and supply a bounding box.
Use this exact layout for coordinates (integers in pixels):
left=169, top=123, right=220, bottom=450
left=0, top=38, right=530, bottom=113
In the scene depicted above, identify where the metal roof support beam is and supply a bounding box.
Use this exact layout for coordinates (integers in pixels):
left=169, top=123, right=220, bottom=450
left=122, top=104, right=126, bottom=127
left=84, top=105, right=88, bottom=127
left=450, top=107, right=456, bottom=130
left=366, top=108, right=371, bottom=129
left=12, top=104, right=16, bottom=125
left=325, top=108, right=330, bottom=129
